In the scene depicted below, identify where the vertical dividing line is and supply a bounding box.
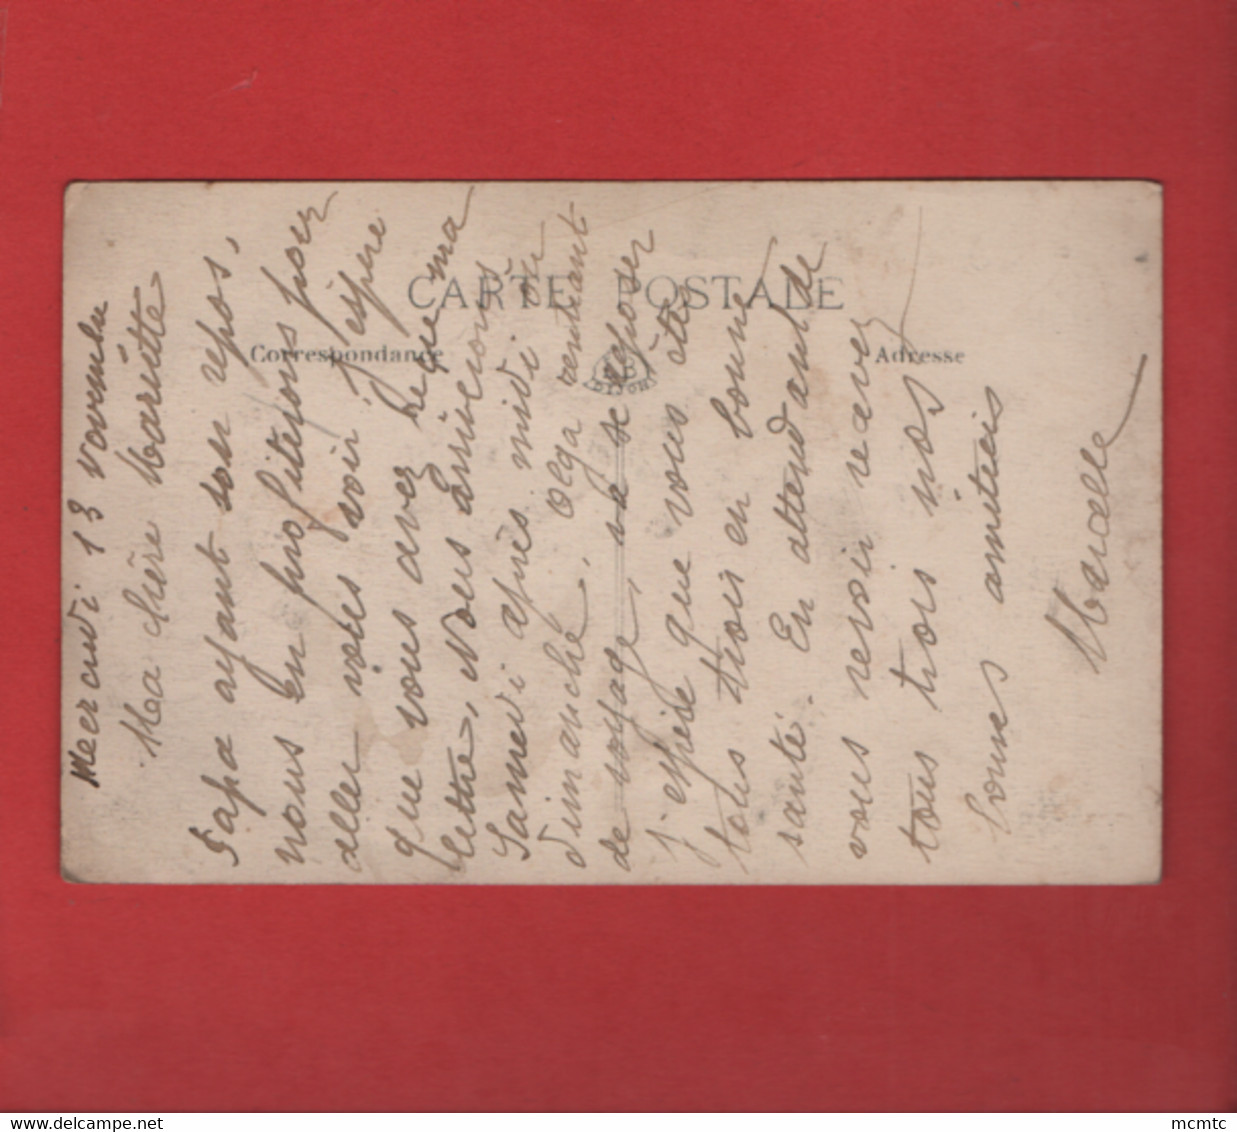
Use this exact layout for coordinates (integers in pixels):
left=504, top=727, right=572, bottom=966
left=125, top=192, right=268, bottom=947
left=612, top=430, right=627, bottom=811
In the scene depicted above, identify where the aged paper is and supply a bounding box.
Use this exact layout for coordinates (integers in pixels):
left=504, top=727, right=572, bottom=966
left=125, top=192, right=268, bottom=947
left=61, top=181, right=1161, bottom=883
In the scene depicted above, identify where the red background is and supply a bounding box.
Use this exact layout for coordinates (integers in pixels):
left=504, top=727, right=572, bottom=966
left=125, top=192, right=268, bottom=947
left=0, top=0, right=1233, bottom=1112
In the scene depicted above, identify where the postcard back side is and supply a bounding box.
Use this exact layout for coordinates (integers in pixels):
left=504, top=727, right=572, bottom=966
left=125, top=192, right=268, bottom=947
left=61, top=181, right=1162, bottom=883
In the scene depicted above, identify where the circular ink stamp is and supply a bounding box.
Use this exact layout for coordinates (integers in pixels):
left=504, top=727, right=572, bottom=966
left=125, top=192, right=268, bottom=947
left=585, top=345, right=656, bottom=396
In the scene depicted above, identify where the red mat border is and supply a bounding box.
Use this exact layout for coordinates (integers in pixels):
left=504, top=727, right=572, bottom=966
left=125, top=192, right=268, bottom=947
left=0, top=0, right=1233, bottom=1112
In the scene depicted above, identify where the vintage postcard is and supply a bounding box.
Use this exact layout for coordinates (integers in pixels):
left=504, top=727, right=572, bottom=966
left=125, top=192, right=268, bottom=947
left=61, top=181, right=1161, bottom=883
